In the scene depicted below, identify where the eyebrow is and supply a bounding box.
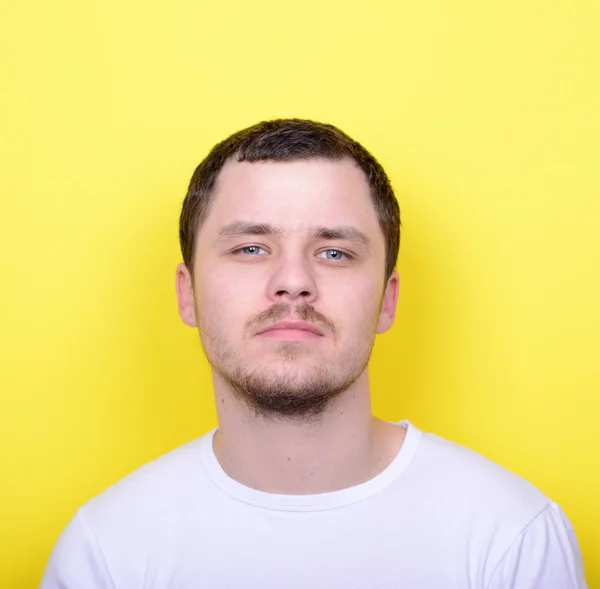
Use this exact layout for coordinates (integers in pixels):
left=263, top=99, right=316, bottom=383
left=214, top=221, right=371, bottom=250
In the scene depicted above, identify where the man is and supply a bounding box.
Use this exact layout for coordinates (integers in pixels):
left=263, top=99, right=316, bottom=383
left=41, top=119, right=588, bottom=588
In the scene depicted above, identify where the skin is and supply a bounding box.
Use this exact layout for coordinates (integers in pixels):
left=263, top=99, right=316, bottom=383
left=176, top=157, right=404, bottom=494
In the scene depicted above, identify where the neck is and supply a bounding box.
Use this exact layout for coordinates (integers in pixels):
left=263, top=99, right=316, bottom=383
left=211, top=370, right=405, bottom=494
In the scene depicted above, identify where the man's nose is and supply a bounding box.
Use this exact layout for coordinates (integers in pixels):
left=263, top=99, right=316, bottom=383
left=266, top=257, right=318, bottom=304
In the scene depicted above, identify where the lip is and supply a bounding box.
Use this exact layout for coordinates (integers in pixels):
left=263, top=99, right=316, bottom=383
left=256, top=321, right=325, bottom=337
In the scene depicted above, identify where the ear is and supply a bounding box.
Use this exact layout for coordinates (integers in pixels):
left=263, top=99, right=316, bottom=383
left=175, top=262, right=198, bottom=327
left=376, top=269, right=400, bottom=334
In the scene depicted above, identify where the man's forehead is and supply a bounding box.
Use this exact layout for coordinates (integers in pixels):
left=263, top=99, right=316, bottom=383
left=210, top=159, right=373, bottom=211
left=201, top=158, right=380, bottom=244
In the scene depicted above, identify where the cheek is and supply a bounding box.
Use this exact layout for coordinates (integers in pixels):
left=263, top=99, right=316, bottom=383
left=326, top=278, right=382, bottom=331
left=196, top=269, right=255, bottom=333
left=347, top=275, right=381, bottom=305
left=196, top=263, right=233, bottom=303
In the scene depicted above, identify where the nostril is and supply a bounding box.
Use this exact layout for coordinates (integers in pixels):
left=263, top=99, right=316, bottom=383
left=274, top=289, right=314, bottom=300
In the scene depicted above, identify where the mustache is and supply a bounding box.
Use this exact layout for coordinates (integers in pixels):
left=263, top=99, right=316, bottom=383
left=248, top=302, right=335, bottom=335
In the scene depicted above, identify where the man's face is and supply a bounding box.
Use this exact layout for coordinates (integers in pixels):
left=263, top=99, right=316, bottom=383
left=176, top=158, right=398, bottom=421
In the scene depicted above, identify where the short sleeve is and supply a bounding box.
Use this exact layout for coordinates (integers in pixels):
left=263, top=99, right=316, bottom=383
left=487, top=501, right=588, bottom=589
left=39, top=509, right=115, bottom=589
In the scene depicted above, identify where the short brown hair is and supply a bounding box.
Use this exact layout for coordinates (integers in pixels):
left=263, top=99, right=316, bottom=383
left=179, top=118, right=400, bottom=280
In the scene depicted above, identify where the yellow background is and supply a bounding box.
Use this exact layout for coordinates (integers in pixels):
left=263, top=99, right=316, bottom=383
left=1, top=0, right=599, bottom=586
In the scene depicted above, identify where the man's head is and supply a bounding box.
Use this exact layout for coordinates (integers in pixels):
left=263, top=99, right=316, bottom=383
left=176, top=119, right=401, bottom=422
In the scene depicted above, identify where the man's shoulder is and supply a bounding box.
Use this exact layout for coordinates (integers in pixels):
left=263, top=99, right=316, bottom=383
left=81, top=432, right=213, bottom=525
left=409, top=425, right=550, bottom=524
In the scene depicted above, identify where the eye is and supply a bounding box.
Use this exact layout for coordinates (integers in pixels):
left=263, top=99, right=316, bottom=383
left=233, top=245, right=268, bottom=256
left=318, top=249, right=352, bottom=262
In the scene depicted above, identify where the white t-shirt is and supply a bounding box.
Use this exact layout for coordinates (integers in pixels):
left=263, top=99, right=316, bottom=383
left=40, top=420, right=588, bottom=588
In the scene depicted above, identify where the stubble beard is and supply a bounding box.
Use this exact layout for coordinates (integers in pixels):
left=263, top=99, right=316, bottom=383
left=196, top=301, right=379, bottom=424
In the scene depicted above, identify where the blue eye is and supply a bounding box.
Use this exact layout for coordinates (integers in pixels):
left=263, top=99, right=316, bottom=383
left=236, top=245, right=267, bottom=256
left=319, top=249, right=350, bottom=261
